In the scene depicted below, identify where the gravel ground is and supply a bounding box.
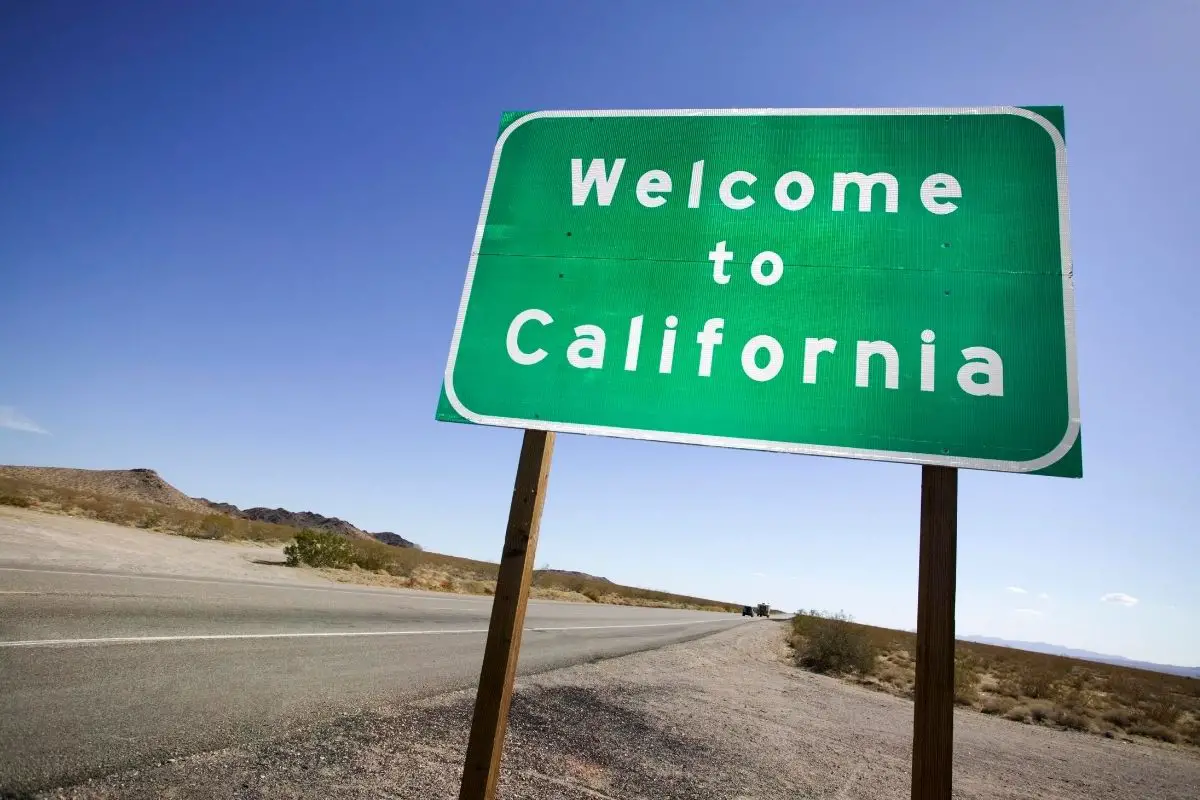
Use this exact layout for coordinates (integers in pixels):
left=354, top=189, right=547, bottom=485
left=29, top=622, right=1199, bottom=800
left=0, top=507, right=324, bottom=587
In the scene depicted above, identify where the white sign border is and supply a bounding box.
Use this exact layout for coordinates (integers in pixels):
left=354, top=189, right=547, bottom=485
left=442, top=107, right=1080, bottom=474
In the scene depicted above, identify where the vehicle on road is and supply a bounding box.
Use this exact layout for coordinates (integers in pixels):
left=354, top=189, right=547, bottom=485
left=741, top=605, right=754, bottom=617
left=755, top=603, right=770, bottom=617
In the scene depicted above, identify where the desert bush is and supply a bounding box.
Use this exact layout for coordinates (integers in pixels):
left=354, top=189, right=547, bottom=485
left=1004, top=705, right=1031, bottom=722
left=348, top=539, right=392, bottom=572
left=790, top=611, right=879, bottom=676
left=1106, top=671, right=1149, bottom=705
left=242, top=520, right=292, bottom=542
left=384, top=560, right=414, bottom=579
left=284, top=529, right=355, bottom=569
left=1029, top=704, right=1053, bottom=723
left=1053, top=683, right=1099, bottom=713
left=1020, top=669, right=1057, bottom=700
left=877, top=663, right=908, bottom=688
left=955, top=658, right=980, bottom=706
left=994, top=677, right=1022, bottom=699
left=136, top=509, right=164, bottom=529
left=981, top=696, right=1017, bottom=716
left=195, top=514, right=237, bottom=540
left=0, top=493, right=32, bottom=508
left=74, top=497, right=130, bottom=524
left=1129, top=722, right=1180, bottom=743
left=1067, top=668, right=1098, bottom=691
left=1141, top=700, right=1181, bottom=726
left=1101, top=708, right=1134, bottom=729
left=1053, top=709, right=1092, bottom=732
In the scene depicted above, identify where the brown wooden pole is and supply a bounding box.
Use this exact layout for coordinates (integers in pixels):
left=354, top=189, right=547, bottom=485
left=910, top=465, right=958, bottom=800
left=458, top=429, right=556, bottom=800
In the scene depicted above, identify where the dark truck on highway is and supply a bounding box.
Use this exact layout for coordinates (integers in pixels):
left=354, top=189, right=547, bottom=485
left=755, top=603, right=770, bottom=617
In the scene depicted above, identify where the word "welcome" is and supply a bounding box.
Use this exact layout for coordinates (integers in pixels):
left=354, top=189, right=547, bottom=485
left=571, top=159, right=963, bottom=215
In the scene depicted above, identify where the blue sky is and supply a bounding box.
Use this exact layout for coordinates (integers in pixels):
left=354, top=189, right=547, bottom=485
left=2, top=1, right=1198, bottom=665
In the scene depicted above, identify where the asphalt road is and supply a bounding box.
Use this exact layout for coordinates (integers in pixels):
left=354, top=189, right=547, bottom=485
left=0, top=565, right=745, bottom=794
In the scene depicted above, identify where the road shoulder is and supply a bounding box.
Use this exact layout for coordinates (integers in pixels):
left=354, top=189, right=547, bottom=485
left=38, top=622, right=1200, bottom=800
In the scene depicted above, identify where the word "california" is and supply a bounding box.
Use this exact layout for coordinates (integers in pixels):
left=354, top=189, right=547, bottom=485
left=505, top=311, right=1004, bottom=397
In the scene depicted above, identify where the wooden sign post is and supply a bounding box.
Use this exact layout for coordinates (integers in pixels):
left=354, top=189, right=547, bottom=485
left=458, top=429, right=556, bottom=800
left=910, top=465, right=959, bottom=800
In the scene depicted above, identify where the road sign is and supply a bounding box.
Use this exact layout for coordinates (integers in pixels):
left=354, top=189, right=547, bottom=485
left=437, top=107, right=1081, bottom=477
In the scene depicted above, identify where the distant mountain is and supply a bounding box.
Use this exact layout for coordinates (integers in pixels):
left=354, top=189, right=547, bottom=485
left=534, top=569, right=612, bottom=583
left=195, top=498, right=417, bottom=549
left=961, top=635, right=1200, bottom=678
left=239, top=506, right=365, bottom=538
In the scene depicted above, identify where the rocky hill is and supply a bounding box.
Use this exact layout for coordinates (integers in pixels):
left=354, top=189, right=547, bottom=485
left=0, top=466, right=210, bottom=513
left=371, top=531, right=418, bottom=549
left=195, top=498, right=416, bottom=548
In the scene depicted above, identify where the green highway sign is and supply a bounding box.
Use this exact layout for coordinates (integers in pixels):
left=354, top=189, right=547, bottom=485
left=437, top=107, right=1081, bottom=477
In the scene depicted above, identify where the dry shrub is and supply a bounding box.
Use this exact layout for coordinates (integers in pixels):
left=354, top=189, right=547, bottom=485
left=195, top=513, right=237, bottom=540
left=244, top=520, right=290, bottom=542
left=790, top=611, right=879, bottom=676
left=385, top=560, right=414, bottom=579
left=1029, top=704, right=1053, bottom=723
left=1053, top=709, right=1092, bottom=732
left=994, top=677, right=1022, bottom=699
left=1129, top=722, right=1180, bottom=743
left=1106, top=671, right=1149, bottom=705
left=1053, top=684, right=1096, bottom=713
left=982, top=696, right=1017, bottom=716
left=1020, top=670, right=1057, bottom=700
left=347, top=539, right=393, bottom=572
left=955, top=659, right=980, bottom=706
left=1141, top=700, right=1181, bottom=726
left=1062, top=667, right=1099, bottom=693
left=1102, top=708, right=1134, bottom=729
left=0, top=493, right=32, bottom=507
left=1005, top=705, right=1031, bottom=723
left=878, top=663, right=908, bottom=688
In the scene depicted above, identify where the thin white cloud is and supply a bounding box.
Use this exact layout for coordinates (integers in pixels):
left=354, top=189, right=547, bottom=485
left=0, top=406, right=48, bottom=435
left=1005, top=586, right=1027, bottom=594
left=1014, top=608, right=1043, bottom=617
left=1038, top=593, right=1050, bottom=600
left=750, top=572, right=767, bottom=578
left=1101, top=592, right=1138, bottom=607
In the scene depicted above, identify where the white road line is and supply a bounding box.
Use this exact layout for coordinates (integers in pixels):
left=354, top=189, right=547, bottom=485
left=0, top=619, right=738, bottom=648
left=0, top=567, right=490, bottom=603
